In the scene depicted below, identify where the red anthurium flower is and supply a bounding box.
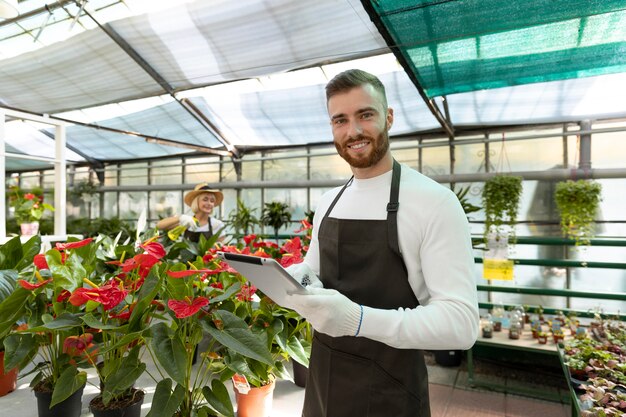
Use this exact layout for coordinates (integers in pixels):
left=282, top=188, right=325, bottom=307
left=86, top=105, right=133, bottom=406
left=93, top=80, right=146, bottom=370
left=294, top=219, right=313, bottom=234
left=24, top=193, right=36, bottom=200
left=236, top=284, right=257, bottom=302
left=252, top=249, right=272, bottom=258
left=279, top=253, right=303, bottom=268
left=141, top=241, right=166, bottom=260
left=210, top=282, right=224, bottom=290
left=56, top=289, right=71, bottom=302
left=98, top=284, right=128, bottom=310
left=64, top=333, right=98, bottom=364
left=202, top=253, right=216, bottom=264
left=18, top=278, right=52, bottom=290
left=253, top=241, right=279, bottom=249
left=168, top=297, right=209, bottom=318
left=33, top=254, right=49, bottom=270
left=56, top=237, right=93, bottom=251
left=243, top=234, right=257, bottom=245
left=281, top=237, right=303, bottom=256
left=69, top=288, right=101, bottom=306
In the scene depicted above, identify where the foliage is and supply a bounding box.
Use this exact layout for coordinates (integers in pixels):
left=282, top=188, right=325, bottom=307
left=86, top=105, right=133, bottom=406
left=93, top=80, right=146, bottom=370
left=554, top=180, right=602, bottom=246
left=261, top=201, right=292, bottom=242
left=66, top=216, right=135, bottom=239
left=454, top=186, right=481, bottom=219
left=68, top=180, right=100, bottom=200
left=8, top=185, right=55, bottom=224
left=481, top=175, right=523, bottom=240
left=227, top=198, right=260, bottom=237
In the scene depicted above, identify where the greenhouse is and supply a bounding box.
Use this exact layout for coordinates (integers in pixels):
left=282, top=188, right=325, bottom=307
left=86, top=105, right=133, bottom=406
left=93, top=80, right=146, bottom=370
left=1, top=1, right=626, bottom=416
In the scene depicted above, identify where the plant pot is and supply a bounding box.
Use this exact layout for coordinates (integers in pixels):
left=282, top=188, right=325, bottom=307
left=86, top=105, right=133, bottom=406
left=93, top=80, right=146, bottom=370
left=433, top=350, right=463, bottom=367
left=292, top=360, right=308, bottom=388
left=0, top=351, right=18, bottom=396
left=20, top=222, right=39, bottom=236
left=34, top=383, right=85, bottom=417
left=235, top=379, right=275, bottom=417
left=89, top=388, right=145, bottom=417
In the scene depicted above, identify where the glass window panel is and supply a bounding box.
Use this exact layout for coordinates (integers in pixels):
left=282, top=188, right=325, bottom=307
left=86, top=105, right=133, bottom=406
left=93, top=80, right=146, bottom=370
left=118, top=191, right=148, bottom=221
left=392, top=146, right=419, bottom=170
left=120, top=163, right=148, bottom=186
left=151, top=159, right=182, bottom=185
left=263, top=188, right=307, bottom=235
left=421, top=145, right=449, bottom=176
left=263, top=157, right=307, bottom=181
left=241, top=160, right=262, bottom=182
left=20, top=173, right=40, bottom=189
left=309, top=155, right=351, bottom=180
left=185, top=157, right=222, bottom=184
left=489, top=133, right=564, bottom=172
left=103, top=192, right=118, bottom=218
left=42, top=171, right=55, bottom=188
left=591, top=129, right=626, bottom=169
left=455, top=142, right=487, bottom=175
left=150, top=190, right=183, bottom=222
left=104, top=165, right=118, bottom=186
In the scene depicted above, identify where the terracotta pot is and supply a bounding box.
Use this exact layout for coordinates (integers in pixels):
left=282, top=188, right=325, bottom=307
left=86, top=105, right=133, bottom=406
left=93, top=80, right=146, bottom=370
left=235, top=379, right=275, bottom=417
left=0, top=351, right=18, bottom=397
left=20, top=222, right=40, bottom=236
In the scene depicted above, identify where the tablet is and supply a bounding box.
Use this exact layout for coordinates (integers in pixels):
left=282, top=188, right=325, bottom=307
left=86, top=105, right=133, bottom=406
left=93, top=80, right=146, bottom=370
left=216, top=252, right=306, bottom=306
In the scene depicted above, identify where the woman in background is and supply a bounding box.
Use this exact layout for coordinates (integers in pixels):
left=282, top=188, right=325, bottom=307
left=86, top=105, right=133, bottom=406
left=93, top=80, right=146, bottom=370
left=157, top=183, right=225, bottom=242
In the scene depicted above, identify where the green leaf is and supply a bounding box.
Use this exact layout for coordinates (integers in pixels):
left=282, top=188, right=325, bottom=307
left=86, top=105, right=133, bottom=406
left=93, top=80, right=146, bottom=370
left=129, top=266, right=162, bottom=332
left=81, top=313, right=121, bottom=330
left=102, top=346, right=146, bottom=405
left=147, top=322, right=188, bottom=385
left=3, top=332, right=38, bottom=370
left=0, top=270, right=18, bottom=303
left=203, top=379, right=235, bottom=417
left=0, top=286, right=31, bottom=340
left=285, top=335, right=308, bottom=367
left=27, top=312, right=83, bottom=332
left=201, top=311, right=273, bottom=366
left=0, top=235, right=40, bottom=271
left=209, top=281, right=242, bottom=304
left=50, top=367, right=86, bottom=407
left=47, top=250, right=86, bottom=292
left=146, top=378, right=185, bottom=417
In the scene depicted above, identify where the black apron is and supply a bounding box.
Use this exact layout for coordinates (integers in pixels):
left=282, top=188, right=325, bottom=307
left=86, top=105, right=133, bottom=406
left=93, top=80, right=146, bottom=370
left=183, top=218, right=213, bottom=243
left=303, top=160, right=430, bottom=417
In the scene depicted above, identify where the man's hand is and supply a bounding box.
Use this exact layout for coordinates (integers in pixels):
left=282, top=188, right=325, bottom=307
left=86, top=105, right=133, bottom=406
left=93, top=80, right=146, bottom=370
left=285, top=262, right=323, bottom=289
left=285, top=287, right=362, bottom=337
left=179, top=214, right=197, bottom=231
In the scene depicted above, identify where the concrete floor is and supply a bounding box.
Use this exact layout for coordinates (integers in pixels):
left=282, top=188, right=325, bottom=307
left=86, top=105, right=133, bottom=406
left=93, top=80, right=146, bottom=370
left=0, top=353, right=571, bottom=416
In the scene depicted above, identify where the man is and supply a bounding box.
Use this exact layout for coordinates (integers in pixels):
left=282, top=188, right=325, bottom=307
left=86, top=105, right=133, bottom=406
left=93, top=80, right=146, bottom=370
left=285, top=69, right=479, bottom=417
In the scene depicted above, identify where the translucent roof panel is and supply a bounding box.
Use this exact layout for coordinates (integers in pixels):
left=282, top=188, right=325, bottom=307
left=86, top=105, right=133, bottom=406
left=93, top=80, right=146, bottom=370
left=49, top=101, right=224, bottom=160
left=366, top=0, right=626, bottom=97
left=447, top=72, right=626, bottom=127
left=185, top=64, right=439, bottom=147
left=0, top=0, right=387, bottom=115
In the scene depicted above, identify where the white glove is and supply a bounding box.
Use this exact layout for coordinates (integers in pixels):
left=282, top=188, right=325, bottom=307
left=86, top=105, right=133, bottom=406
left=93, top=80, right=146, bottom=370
left=179, top=214, right=197, bottom=231
left=285, top=262, right=323, bottom=289
left=284, top=287, right=362, bottom=338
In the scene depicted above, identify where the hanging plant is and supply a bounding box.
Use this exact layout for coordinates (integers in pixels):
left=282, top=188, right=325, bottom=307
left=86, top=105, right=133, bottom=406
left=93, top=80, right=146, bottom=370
left=554, top=179, right=602, bottom=246
left=481, top=175, right=523, bottom=241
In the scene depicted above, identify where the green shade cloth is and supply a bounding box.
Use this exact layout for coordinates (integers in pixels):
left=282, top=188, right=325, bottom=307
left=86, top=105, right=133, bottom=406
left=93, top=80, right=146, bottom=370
left=366, top=0, right=626, bottom=97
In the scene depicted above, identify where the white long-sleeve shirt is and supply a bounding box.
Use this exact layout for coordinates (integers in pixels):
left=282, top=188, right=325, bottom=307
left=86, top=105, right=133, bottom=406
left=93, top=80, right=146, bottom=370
left=303, top=163, right=479, bottom=350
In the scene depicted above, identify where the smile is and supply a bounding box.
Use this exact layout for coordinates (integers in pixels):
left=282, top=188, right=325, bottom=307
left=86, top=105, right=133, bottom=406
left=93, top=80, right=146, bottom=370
left=348, top=141, right=369, bottom=150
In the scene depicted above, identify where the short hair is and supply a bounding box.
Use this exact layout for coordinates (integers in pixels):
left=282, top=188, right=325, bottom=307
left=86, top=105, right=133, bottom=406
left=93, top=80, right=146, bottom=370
left=325, top=69, right=388, bottom=108
left=190, top=193, right=215, bottom=213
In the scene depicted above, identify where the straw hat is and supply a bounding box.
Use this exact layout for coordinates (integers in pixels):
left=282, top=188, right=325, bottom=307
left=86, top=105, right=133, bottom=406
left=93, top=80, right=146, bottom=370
left=184, top=183, right=224, bottom=207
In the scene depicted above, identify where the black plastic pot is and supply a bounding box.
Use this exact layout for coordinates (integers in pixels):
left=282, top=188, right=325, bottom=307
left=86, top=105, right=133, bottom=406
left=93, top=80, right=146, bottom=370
left=34, top=384, right=85, bottom=417
left=432, top=350, right=463, bottom=367
left=89, top=389, right=144, bottom=417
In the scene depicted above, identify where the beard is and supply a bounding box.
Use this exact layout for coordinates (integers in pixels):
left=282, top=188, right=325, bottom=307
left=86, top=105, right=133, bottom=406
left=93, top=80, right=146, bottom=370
left=334, top=129, right=390, bottom=169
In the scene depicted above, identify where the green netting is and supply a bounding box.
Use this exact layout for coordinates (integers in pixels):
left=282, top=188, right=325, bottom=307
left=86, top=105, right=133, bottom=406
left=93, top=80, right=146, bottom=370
left=367, top=0, right=626, bottom=97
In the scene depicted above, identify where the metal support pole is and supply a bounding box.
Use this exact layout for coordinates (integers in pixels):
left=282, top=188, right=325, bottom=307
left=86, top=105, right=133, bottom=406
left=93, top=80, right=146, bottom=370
left=0, top=110, right=6, bottom=239
left=54, top=124, right=67, bottom=236
left=579, top=120, right=592, bottom=171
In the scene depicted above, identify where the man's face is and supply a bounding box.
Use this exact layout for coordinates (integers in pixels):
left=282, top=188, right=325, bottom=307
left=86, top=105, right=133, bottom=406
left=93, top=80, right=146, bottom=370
left=328, top=84, right=393, bottom=170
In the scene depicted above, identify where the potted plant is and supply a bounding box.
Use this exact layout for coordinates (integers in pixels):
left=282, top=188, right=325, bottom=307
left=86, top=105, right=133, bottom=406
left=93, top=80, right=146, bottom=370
left=66, top=236, right=166, bottom=416
left=8, top=186, right=55, bottom=236
left=0, top=235, right=41, bottom=396
left=554, top=179, right=602, bottom=246
left=227, top=199, right=260, bottom=237
left=481, top=175, right=523, bottom=241
left=3, top=237, right=100, bottom=416
left=145, top=237, right=275, bottom=417
left=260, top=201, right=292, bottom=243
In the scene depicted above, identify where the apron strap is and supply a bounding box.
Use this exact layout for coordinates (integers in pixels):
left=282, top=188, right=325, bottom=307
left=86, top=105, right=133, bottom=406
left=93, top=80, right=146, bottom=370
left=387, top=160, right=402, bottom=258
left=322, top=176, right=353, bottom=221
